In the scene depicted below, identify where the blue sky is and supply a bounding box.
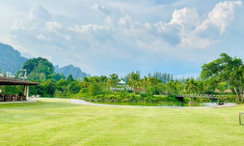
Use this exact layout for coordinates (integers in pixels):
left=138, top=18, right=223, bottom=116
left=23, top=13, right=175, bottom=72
left=0, top=0, right=243, bottom=77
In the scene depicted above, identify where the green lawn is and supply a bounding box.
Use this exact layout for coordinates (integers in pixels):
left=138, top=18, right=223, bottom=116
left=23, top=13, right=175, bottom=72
left=0, top=99, right=243, bottom=146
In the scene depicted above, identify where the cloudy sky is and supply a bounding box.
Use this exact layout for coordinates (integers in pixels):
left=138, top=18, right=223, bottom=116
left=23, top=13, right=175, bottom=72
left=0, top=0, right=243, bottom=77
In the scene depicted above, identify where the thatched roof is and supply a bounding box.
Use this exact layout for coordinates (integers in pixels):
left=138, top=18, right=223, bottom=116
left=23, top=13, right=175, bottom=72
left=223, top=89, right=232, bottom=93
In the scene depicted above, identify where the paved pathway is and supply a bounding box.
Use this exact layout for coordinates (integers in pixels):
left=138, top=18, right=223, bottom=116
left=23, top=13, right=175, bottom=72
left=37, top=98, right=238, bottom=109
left=0, top=98, right=36, bottom=104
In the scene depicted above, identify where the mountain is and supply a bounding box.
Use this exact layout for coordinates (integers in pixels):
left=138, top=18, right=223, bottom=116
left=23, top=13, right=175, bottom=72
left=0, top=42, right=90, bottom=79
left=0, top=43, right=27, bottom=74
left=55, top=65, right=89, bottom=79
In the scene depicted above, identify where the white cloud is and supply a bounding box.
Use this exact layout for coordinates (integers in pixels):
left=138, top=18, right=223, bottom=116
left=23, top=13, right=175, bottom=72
left=68, top=24, right=109, bottom=34
left=28, top=5, right=51, bottom=21
left=170, top=7, right=200, bottom=29
left=64, top=35, right=72, bottom=41
left=196, top=1, right=242, bottom=34
left=45, top=21, right=62, bottom=34
left=36, top=34, right=50, bottom=41
left=12, top=5, right=51, bottom=31
left=118, top=15, right=133, bottom=27
left=0, top=1, right=243, bottom=76
left=91, top=4, right=110, bottom=14
left=179, top=34, right=214, bottom=49
left=152, top=7, right=210, bottom=48
left=12, top=20, right=26, bottom=30
left=104, top=16, right=114, bottom=26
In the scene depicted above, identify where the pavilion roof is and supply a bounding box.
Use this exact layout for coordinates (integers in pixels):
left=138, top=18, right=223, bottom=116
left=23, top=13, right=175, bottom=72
left=118, top=80, right=126, bottom=84
left=0, top=77, right=40, bottom=86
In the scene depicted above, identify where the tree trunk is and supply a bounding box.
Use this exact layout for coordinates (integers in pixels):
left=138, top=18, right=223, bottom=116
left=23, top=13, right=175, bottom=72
left=234, top=87, right=240, bottom=103
left=241, top=88, right=244, bottom=103
left=242, top=93, right=244, bottom=103
left=238, top=85, right=244, bottom=103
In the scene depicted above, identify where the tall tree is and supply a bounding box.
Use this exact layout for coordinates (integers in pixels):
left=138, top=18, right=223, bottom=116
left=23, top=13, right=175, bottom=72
left=67, top=74, right=74, bottom=83
left=129, top=71, right=141, bottom=92
left=21, top=57, right=54, bottom=81
left=108, top=73, right=119, bottom=87
left=201, top=53, right=244, bottom=103
left=184, top=78, right=202, bottom=94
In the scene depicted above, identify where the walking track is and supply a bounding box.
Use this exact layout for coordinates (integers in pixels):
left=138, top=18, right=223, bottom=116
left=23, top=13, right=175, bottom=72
left=37, top=98, right=237, bottom=109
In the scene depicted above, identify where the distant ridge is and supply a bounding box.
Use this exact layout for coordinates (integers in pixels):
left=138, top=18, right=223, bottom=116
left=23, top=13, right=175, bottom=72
left=0, top=43, right=27, bottom=74
left=55, top=65, right=89, bottom=80
left=0, top=42, right=90, bottom=78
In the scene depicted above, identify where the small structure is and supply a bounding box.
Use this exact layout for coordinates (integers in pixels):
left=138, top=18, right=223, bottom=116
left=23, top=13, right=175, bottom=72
left=214, top=89, right=221, bottom=93
left=214, top=89, right=232, bottom=94
left=110, top=80, right=133, bottom=91
left=0, top=77, right=39, bottom=102
left=118, top=80, right=126, bottom=86
left=223, top=89, right=232, bottom=94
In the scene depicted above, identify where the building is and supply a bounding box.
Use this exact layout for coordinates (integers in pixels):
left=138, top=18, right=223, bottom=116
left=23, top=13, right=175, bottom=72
left=0, top=77, right=39, bottom=102
left=110, top=80, right=133, bottom=91
left=214, top=89, right=232, bottom=94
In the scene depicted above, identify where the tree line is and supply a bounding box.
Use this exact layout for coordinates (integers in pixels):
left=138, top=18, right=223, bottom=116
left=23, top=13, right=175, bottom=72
left=0, top=53, right=243, bottom=103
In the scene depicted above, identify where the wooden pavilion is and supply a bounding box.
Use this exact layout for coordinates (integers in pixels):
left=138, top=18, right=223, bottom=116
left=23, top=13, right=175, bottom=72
left=0, top=77, right=39, bottom=102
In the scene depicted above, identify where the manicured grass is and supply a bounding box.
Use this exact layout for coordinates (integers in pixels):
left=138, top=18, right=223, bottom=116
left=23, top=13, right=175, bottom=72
left=0, top=99, right=244, bottom=146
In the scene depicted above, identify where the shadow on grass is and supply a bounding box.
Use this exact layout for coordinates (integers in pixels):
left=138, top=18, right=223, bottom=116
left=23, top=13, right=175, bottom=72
left=0, top=99, right=80, bottom=111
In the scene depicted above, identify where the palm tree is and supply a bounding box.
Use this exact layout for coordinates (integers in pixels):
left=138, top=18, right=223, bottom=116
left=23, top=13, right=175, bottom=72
left=109, top=73, right=119, bottom=87
left=185, top=78, right=199, bottom=94
left=129, top=71, right=140, bottom=93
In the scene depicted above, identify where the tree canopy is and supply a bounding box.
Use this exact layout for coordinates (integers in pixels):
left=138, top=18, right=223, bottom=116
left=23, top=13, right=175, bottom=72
left=201, top=53, right=244, bottom=103
left=22, top=57, right=54, bottom=81
left=1, top=54, right=239, bottom=103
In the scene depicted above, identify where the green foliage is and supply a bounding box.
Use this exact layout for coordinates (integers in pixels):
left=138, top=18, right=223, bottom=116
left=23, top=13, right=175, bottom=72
left=54, top=68, right=237, bottom=103
left=22, top=57, right=54, bottom=81
left=146, top=86, right=156, bottom=96
left=147, top=77, right=162, bottom=85
left=50, top=73, right=66, bottom=81
left=88, top=83, right=102, bottom=96
left=128, top=71, right=141, bottom=89
left=201, top=53, right=244, bottom=103
left=217, top=82, right=228, bottom=92
left=56, top=79, right=68, bottom=93
left=216, top=95, right=236, bottom=102
left=67, top=81, right=81, bottom=94
left=39, top=80, right=56, bottom=97
left=184, top=78, right=203, bottom=94
left=165, top=80, right=182, bottom=95
left=9, top=54, right=240, bottom=104
left=67, top=74, right=74, bottom=83
left=108, top=73, right=119, bottom=87
left=0, top=86, right=23, bottom=95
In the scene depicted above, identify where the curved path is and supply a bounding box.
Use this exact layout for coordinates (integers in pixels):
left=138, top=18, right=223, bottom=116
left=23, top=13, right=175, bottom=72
left=37, top=98, right=237, bottom=109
